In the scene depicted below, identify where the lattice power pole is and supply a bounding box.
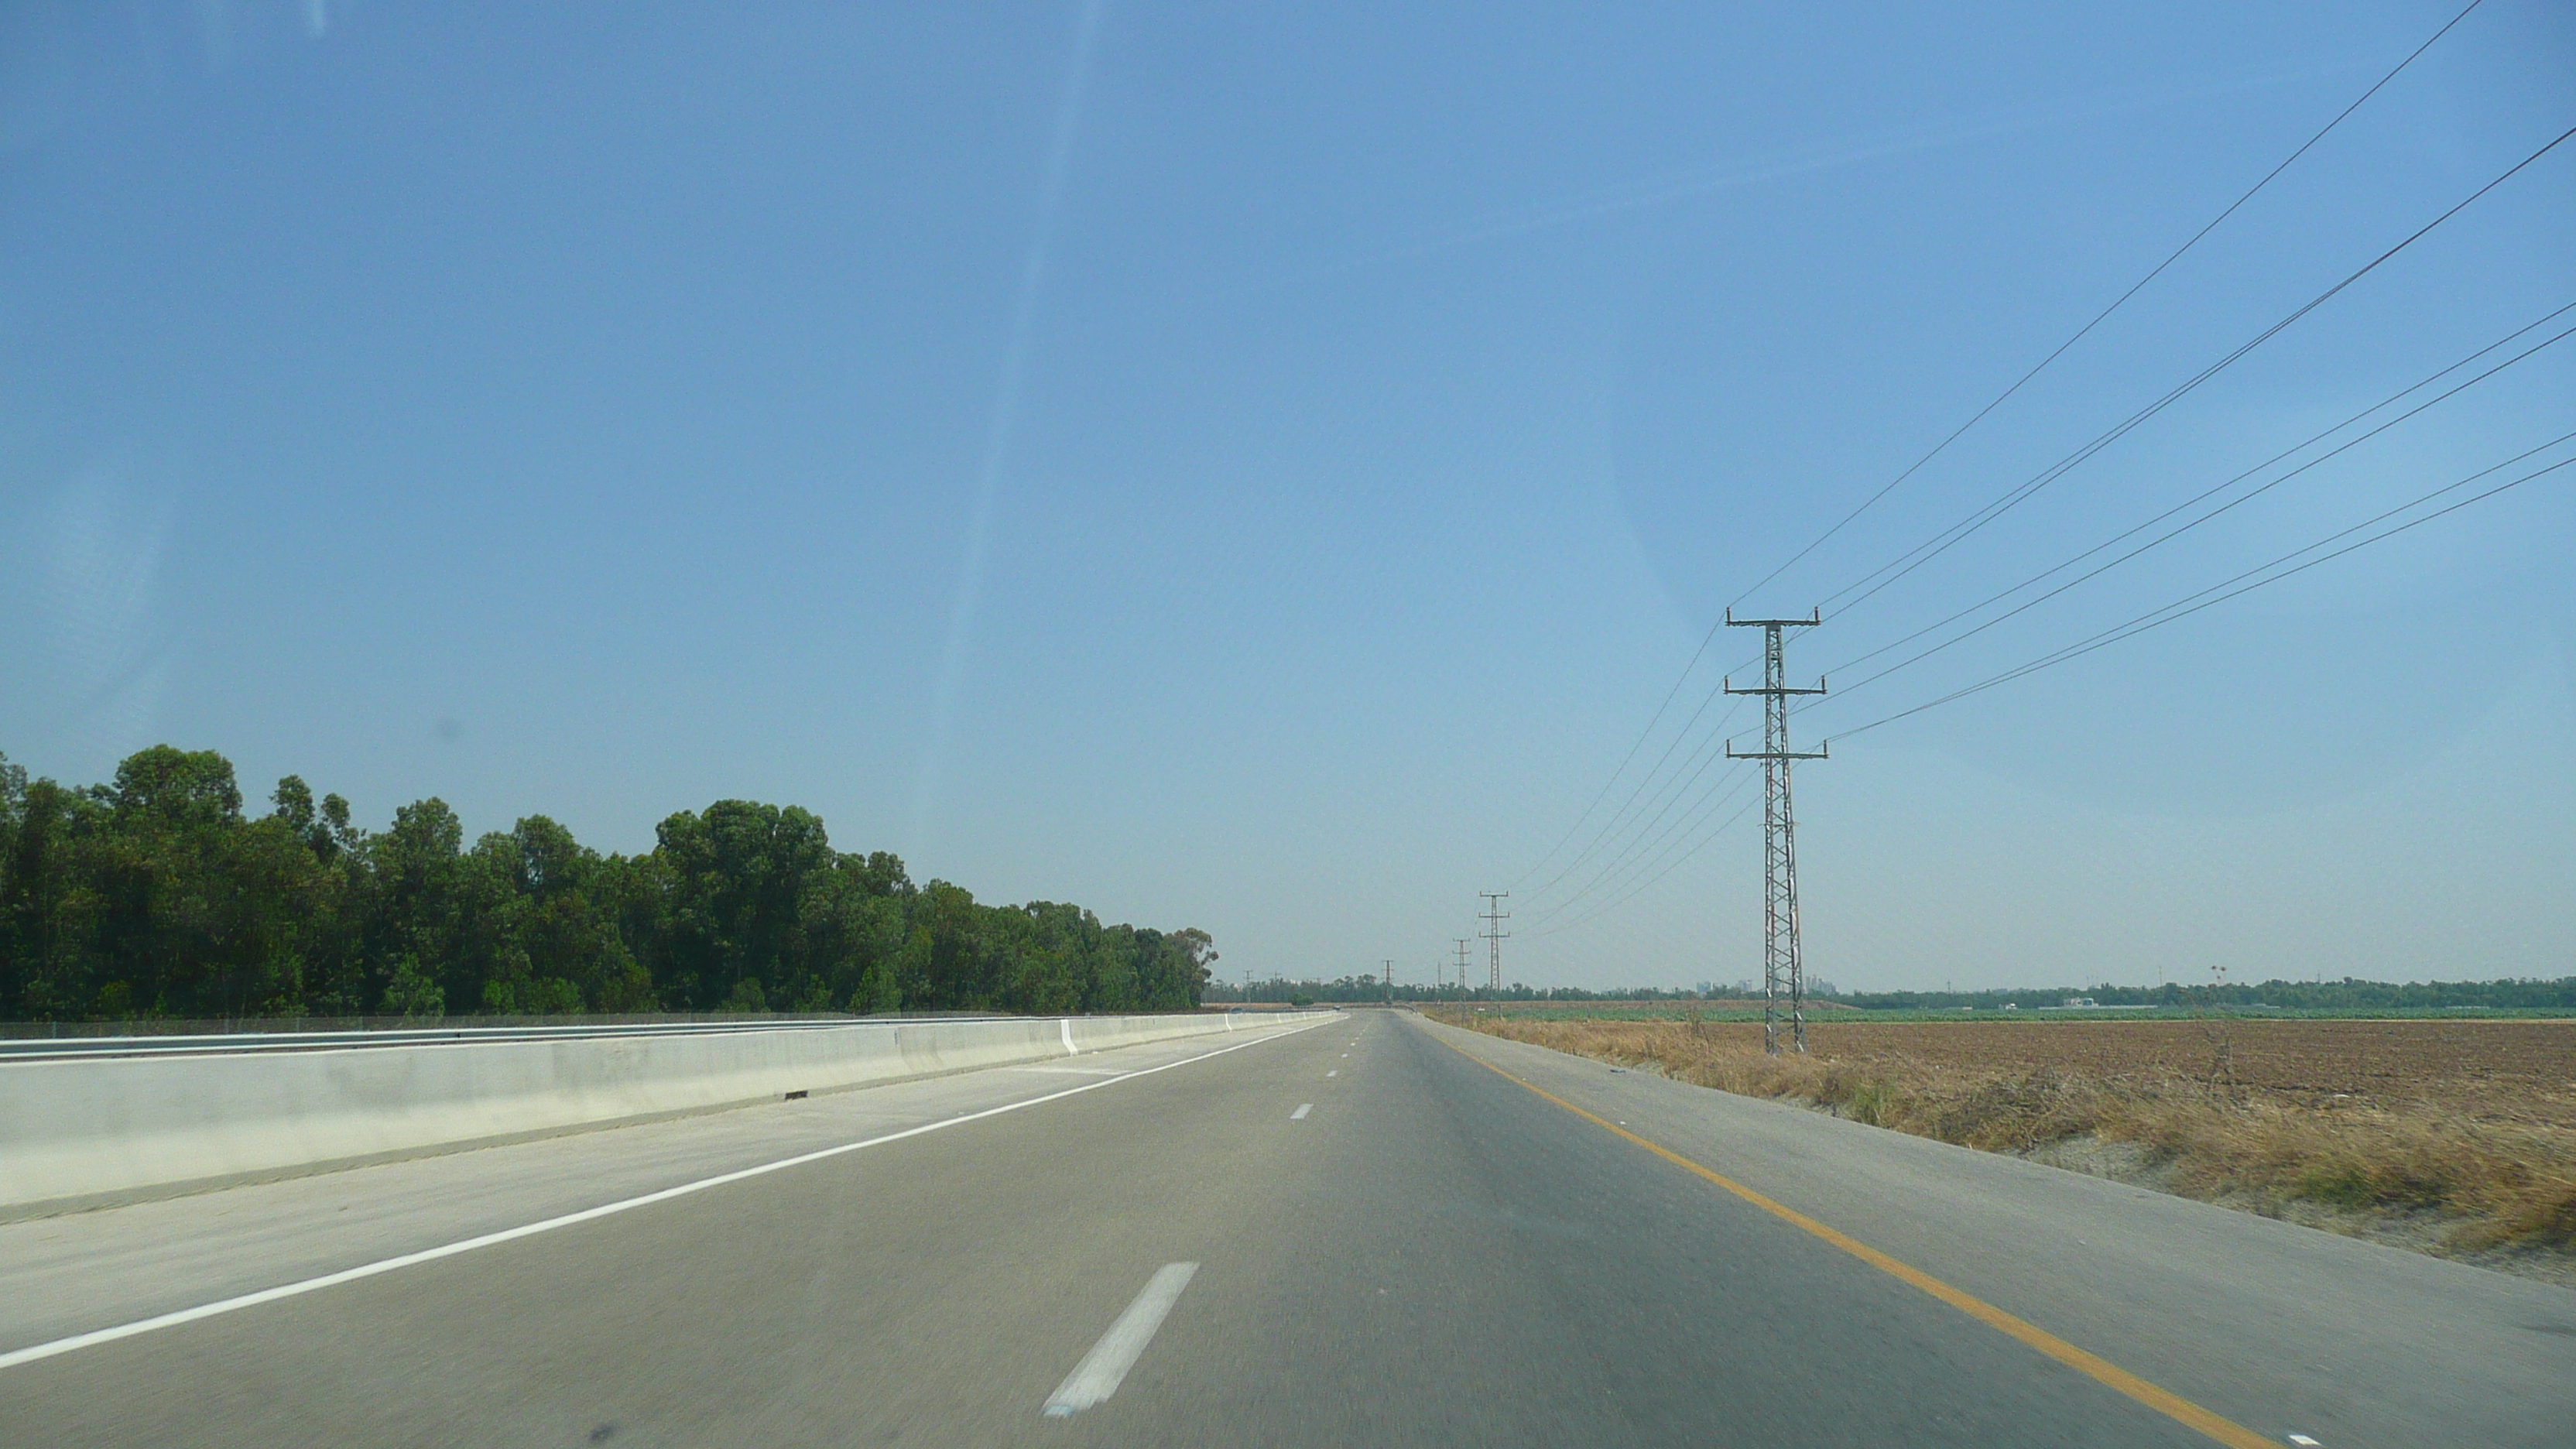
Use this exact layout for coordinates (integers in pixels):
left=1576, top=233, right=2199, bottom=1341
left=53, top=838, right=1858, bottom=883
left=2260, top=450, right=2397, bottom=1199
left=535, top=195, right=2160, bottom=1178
left=1453, top=938, right=1473, bottom=998
left=1725, top=609, right=1826, bottom=1056
left=1479, top=892, right=1510, bottom=995
left=1382, top=959, right=1394, bottom=1006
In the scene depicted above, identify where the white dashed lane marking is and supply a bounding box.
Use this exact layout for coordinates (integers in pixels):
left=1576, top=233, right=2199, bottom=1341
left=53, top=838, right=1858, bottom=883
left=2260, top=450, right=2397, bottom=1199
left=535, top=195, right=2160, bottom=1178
left=1291, top=1103, right=1313, bottom=1120
left=1041, top=1262, right=1198, bottom=1418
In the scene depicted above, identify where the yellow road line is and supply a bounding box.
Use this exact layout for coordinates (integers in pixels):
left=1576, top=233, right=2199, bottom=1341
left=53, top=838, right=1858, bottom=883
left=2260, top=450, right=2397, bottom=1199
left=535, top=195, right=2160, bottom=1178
left=1435, top=1034, right=2277, bottom=1449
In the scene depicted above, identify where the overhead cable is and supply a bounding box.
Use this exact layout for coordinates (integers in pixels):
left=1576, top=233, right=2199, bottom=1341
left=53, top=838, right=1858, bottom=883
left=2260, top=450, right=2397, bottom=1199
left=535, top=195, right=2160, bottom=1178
left=1814, top=123, right=2576, bottom=620
left=1518, top=687, right=1746, bottom=907
left=1533, top=787, right=1766, bottom=940
left=1527, top=749, right=1759, bottom=926
left=1723, top=0, right=2490, bottom=614
left=1824, top=437, right=2576, bottom=743
left=1508, top=6, right=2499, bottom=914
left=1503, top=632, right=1735, bottom=892
left=1804, top=308, right=2576, bottom=704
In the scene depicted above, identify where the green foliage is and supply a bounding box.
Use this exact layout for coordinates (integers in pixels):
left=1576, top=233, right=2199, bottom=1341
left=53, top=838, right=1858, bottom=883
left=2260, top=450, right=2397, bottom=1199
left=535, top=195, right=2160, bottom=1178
left=1842, top=1079, right=1894, bottom=1127
left=0, top=746, right=1214, bottom=1022
left=382, top=956, right=444, bottom=1019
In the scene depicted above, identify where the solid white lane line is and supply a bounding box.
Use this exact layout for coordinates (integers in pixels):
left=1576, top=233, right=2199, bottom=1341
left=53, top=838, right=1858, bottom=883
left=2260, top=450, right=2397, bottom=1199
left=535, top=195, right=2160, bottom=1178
left=0, top=1023, right=1324, bottom=1374
left=1291, top=1103, right=1313, bottom=1119
left=1040, top=1262, right=1198, bottom=1417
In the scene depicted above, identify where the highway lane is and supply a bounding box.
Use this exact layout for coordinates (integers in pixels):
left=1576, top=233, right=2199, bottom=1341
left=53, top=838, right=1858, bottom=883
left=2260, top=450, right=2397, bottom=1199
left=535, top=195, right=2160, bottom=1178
left=2, top=1010, right=2567, bottom=1447
left=0, top=1019, right=1325, bottom=1355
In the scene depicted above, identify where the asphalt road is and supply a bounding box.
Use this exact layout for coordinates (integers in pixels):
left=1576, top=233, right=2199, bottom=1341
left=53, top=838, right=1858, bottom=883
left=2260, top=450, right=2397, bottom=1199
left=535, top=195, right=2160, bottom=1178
left=2, top=1011, right=2569, bottom=1447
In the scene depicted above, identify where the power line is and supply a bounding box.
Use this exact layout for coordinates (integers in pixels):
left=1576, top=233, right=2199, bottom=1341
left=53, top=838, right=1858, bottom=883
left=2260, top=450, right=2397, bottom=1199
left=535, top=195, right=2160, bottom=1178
left=1804, top=308, right=2576, bottom=707
left=1526, top=740, right=1755, bottom=927
left=1521, top=697, right=1746, bottom=917
left=1506, top=6, right=2496, bottom=920
left=1524, top=296, right=2566, bottom=929
left=1825, top=437, right=2576, bottom=743
left=1813, top=122, right=2576, bottom=621
left=1521, top=763, right=1757, bottom=928
left=1550, top=376, right=2572, bottom=937
left=1532, top=788, right=1766, bottom=940
left=1505, top=629, right=1749, bottom=892
left=1498, top=5, right=2526, bottom=948
left=1723, top=0, right=2489, bottom=614
left=1517, top=684, right=1748, bottom=908
left=1812, top=300, right=2576, bottom=684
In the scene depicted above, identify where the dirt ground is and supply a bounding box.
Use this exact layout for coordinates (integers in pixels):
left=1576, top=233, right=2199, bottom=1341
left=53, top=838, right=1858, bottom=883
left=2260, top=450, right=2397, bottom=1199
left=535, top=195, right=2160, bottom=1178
left=1701, top=1019, right=2576, bottom=1127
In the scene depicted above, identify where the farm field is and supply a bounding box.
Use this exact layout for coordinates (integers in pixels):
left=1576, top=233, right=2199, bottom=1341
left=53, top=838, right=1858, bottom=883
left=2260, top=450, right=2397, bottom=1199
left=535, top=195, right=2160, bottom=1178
left=1682, top=1018, right=2576, bottom=1126
left=1433, top=1010, right=2576, bottom=1277
left=1437, top=999, right=2576, bottom=1024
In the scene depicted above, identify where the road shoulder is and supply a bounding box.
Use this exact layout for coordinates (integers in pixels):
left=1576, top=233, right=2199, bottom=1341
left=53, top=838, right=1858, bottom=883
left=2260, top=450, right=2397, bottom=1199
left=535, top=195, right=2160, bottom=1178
left=1410, top=1012, right=2576, bottom=1449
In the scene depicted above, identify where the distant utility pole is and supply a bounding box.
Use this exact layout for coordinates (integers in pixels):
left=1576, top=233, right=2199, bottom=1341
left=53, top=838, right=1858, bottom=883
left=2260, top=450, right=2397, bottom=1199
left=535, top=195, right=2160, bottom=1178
left=1382, top=959, right=1394, bottom=1007
left=1453, top=938, right=1473, bottom=999
left=1479, top=892, right=1510, bottom=995
left=1725, top=609, right=1826, bottom=1057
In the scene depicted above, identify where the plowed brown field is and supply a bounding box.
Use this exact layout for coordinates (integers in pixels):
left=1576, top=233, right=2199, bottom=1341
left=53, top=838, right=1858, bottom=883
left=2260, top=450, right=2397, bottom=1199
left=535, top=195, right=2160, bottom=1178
left=1684, top=1019, right=2576, bottom=1126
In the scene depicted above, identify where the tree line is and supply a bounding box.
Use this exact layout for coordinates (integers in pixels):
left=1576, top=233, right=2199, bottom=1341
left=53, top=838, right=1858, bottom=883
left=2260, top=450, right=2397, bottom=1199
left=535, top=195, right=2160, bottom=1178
left=1204, top=974, right=2575, bottom=1010
left=1203, top=978, right=1768, bottom=1005
left=1836, top=977, right=2576, bottom=1012
left=0, top=746, right=1215, bottom=1022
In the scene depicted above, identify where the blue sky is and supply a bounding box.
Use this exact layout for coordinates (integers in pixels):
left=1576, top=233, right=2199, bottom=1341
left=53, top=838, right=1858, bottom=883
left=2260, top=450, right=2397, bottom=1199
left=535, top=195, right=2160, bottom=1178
left=3, top=0, right=2570, bottom=992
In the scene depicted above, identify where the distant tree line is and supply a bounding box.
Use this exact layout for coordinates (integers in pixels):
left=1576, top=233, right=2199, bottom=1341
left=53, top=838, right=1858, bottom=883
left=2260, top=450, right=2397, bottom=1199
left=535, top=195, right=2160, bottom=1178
left=1204, top=977, right=1729, bottom=1005
left=1834, top=978, right=2576, bottom=1012
left=0, top=747, right=1215, bottom=1021
left=1208, top=974, right=2576, bottom=1011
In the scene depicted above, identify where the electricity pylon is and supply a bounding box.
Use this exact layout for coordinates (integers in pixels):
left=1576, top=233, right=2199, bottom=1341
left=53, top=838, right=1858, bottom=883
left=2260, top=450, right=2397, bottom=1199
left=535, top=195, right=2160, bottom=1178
left=1725, top=609, right=1825, bottom=1056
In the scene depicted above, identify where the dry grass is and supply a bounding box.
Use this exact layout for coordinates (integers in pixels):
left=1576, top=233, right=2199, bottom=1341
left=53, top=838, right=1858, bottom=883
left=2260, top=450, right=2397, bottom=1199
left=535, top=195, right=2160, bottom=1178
left=1434, top=1013, right=2576, bottom=1266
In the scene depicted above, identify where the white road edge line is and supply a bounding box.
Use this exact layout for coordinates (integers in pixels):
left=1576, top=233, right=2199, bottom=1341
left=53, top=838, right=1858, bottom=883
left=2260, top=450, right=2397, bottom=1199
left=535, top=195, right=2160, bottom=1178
left=0, top=1021, right=1324, bottom=1374
left=1291, top=1103, right=1313, bottom=1119
left=1040, top=1261, right=1198, bottom=1417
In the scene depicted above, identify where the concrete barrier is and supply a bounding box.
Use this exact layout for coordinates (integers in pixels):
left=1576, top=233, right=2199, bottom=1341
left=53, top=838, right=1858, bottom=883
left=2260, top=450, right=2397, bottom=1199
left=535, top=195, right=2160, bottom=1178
left=0, top=1010, right=1328, bottom=1216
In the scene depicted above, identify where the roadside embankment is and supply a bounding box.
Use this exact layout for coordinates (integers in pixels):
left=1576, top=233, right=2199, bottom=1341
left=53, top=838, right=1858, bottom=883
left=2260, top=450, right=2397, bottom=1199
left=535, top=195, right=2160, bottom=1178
left=1433, top=1011, right=2576, bottom=1281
